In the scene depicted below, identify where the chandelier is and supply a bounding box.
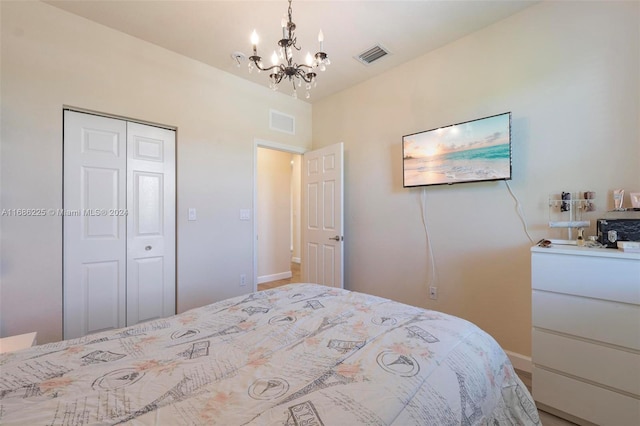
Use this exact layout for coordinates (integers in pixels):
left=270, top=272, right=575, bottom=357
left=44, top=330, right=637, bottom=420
left=248, top=0, right=330, bottom=99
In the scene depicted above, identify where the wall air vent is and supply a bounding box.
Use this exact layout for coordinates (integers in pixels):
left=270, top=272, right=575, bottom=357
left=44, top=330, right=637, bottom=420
left=269, top=109, right=295, bottom=135
left=355, top=44, right=391, bottom=65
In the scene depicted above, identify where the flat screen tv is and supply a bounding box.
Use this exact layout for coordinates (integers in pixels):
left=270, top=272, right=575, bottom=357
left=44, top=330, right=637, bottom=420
left=403, top=112, right=511, bottom=187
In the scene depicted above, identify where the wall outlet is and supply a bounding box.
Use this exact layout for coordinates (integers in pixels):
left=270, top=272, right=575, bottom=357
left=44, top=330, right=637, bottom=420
left=240, top=274, right=247, bottom=286
left=429, top=286, right=438, bottom=300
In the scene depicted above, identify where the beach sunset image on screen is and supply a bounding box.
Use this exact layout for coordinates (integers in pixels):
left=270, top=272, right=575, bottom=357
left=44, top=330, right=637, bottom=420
left=403, top=112, right=511, bottom=187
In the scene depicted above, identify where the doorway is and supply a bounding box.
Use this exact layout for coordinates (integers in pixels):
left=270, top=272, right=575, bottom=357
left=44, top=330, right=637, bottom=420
left=254, top=140, right=305, bottom=291
left=254, top=141, right=345, bottom=290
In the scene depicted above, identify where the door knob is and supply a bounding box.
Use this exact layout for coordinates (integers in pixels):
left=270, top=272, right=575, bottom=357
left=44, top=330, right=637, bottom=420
left=145, top=245, right=152, bottom=251
left=329, top=236, right=341, bottom=241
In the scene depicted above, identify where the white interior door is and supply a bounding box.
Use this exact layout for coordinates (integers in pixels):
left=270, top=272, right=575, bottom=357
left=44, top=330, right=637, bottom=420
left=302, top=143, right=344, bottom=288
left=64, top=111, right=127, bottom=338
left=64, top=111, right=175, bottom=339
left=126, top=122, right=176, bottom=325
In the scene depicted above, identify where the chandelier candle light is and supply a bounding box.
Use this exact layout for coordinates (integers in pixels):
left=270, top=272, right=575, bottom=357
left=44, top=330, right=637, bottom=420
left=248, top=0, right=330, bottom=99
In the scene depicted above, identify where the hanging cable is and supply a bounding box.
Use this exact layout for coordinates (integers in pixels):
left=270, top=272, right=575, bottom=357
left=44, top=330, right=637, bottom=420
left=420, top=188, right=437, bottom=288
left=505, top=180, right=535, bottom=244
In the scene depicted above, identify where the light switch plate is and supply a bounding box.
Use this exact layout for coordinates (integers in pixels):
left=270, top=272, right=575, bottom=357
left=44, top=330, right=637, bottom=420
left=188, top=208, right=197, bottom=221
left=240, top=209, right=251, bottom=221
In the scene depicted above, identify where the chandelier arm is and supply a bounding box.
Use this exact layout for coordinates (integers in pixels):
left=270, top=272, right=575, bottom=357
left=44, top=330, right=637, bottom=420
left=294, top=68, right=314, bottom=83
left=251, top=58, right=284, bottom=74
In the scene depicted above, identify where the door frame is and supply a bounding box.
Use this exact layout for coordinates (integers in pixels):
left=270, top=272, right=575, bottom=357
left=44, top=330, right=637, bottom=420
left=253, top=139, right=306, bottom=292
left=63, top=105, right=176, bottom=131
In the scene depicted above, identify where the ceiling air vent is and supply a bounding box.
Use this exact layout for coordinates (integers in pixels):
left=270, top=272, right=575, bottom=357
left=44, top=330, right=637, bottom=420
left=355, top=44, right=390, bottom=65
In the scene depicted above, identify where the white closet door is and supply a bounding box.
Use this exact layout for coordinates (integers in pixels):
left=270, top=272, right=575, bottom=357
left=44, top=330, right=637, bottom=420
left=64, top=111, right=176, bottom=339
left=64, top=111, right=127, bottom=339
left=126, top=122, right=176, bottom=325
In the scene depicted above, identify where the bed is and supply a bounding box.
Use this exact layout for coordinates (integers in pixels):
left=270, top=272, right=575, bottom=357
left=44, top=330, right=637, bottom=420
left=0, top=283, right=539, bottom=425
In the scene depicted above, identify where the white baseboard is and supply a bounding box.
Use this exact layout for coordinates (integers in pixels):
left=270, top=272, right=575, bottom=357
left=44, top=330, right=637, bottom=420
left=257, top=271, right=292, bottom=284
left=291, top=257, right=301, bottom=264
left=505, top=350, right=532, bottom=374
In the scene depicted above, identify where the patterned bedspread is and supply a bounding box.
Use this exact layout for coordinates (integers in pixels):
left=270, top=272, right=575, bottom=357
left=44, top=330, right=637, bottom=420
left=0, top=284, right=539, bottom=425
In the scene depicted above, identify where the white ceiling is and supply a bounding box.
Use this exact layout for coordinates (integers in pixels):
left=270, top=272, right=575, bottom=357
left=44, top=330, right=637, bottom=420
left=46, top=0, right=538, bottom=103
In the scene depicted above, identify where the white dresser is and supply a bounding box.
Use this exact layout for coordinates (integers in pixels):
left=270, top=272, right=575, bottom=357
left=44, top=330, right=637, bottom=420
left=531, top=245, right=640, bottom=426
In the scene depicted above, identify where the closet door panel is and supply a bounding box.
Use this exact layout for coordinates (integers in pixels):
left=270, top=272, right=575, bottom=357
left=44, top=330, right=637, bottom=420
left=84, top=261, right=121, bottom=334
left=82, top=167, right=120, bottom=238
left=129, top=257, right=165, bottom=323
left=64, top=111, right=127, bottom=339
left=126, top=122, right=176, bottom=326
left=134, top=172, right=163, bottom=236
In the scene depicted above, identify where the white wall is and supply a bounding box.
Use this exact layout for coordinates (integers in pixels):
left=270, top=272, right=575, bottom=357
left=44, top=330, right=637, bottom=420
left=312, top=1, right=639, bottom=357
left=0, top=1, right=311, bottom=343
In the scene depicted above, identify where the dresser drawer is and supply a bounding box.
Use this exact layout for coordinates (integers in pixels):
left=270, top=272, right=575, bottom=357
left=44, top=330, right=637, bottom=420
left=533, top=329, right=640, bottom=395
left=532, top=251, right=640, bottom=303
left=533, top=367, right=640, bottom=426
left=532, top=290, right=640, bottom=349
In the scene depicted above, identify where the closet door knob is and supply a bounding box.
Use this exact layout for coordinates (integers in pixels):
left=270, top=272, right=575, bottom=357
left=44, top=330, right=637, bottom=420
left=145, top=245, right=152, bottom=251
